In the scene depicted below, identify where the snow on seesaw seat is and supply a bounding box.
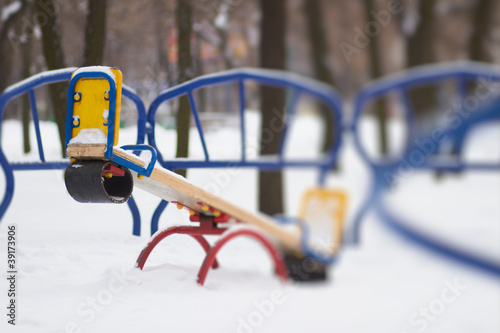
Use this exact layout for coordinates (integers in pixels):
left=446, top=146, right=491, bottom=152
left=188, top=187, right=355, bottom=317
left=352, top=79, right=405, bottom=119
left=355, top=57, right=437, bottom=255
left=73, top=66, right=116, bottom=82
left=69, top=128, right=108, bottom=144
left=0, top=116, right=498, bottom=333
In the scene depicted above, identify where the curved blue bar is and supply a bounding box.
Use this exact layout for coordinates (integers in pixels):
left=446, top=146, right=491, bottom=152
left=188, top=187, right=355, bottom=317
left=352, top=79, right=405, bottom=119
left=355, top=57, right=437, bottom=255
left=116, top=145, right=157, bottom=177
left=151, top=200, right=169, bottom=235
left=370, top=98, right=500, bottom=278
left=352, top=61, right=500, bottom=169
left=0, top=68, right=77, bottom=223
left=350, top=62, right=500, bottom=251
left=375, top=201, right=500, bottom=277
left=147, top=68, right=343, bottom=175
left=146, top=68, right=344, bottom=238
left=122, top=87, right=147, bottom=147
left=126, top=196, right=142, bottom=237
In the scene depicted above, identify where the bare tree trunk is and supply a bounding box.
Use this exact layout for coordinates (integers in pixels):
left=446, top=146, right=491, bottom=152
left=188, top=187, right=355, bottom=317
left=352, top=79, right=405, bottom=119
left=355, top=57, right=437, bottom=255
left=21, top=37, right=33, bottom=153
left=0, top=0, right=28, bottom=93
left=364, top=0, right=388, bottom=155
left=35, top=0, right=67, bottom=156
left=258, top=0, right=286, bottom=216
left=304, top=0, right=339, bottom=154
left=82, top=0, right=107, bottom=66
left=193, top=35, right=206, bottom=111
left=155, top=0, right=167, bottom=95
left=216, top=27, right=232, bottom=70
left=469, top=0, right=495, bottom=62
left=175, top=0, right=193, bottom=178
left=461, top=0, right=495, bottom=160
left=406, top=0, right=437, bottom=120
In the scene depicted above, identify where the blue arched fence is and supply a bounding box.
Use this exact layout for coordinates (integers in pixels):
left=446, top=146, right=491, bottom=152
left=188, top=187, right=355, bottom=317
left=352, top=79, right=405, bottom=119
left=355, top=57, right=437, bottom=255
left=370, top=98, right=500, bottom=277
left=146, top=68, right=344, bottom=235
left=349, top=62, right=500, bottom=250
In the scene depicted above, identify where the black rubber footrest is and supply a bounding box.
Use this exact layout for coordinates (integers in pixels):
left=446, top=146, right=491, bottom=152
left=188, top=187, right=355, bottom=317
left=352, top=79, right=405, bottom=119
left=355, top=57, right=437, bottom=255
left=283, top=252, right=328, bottom=282
left=65, top=160, right=133, bottom=204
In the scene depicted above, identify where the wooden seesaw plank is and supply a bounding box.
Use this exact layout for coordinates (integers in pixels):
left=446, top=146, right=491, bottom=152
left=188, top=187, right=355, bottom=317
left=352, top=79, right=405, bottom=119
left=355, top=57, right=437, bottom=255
left=67, top=144, right=106, bottom=158
left=112, top=148, right=302, bottom=251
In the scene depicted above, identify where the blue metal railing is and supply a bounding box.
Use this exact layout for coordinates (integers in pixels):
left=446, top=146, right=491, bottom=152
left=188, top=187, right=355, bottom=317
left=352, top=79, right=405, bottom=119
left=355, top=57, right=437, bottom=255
left=349, top=62, right=500, bottom=245
left=146, top=68, right=344, bottom=235
left=1, top=63, right=498, bottom=275
left=348, top=62, right=500, bottom=278
left=371, top=98, right=500, bottom=277
left=0, top=68, right=147, bottom=236
left=352, top=61, right=500, bottom=169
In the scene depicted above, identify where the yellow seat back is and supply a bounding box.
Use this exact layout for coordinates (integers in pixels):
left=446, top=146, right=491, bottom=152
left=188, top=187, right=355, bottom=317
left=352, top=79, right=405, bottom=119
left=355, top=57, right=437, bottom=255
left=298, top=188, right=347, bottom=255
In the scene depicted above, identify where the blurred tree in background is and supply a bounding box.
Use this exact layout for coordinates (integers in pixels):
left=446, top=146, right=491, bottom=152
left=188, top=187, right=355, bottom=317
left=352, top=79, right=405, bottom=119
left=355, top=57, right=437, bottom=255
left=0, top=0, right=28, bottom=93
left=0, top=0, right=500, bottom=210
left=303, top=0, right=338, bottom=155
left=34, top=0, right=108, bottom=155
left=82, top=0, right=107, bottom=66
left=174, top=0, right=193, bottom=178
left=20, top=1, right=32, bottom=153
left=35, top=0, right=68, bottom=155
left=258, top=0, right=286, bottom=216
left=405, top=0, right=437, bottom=121
left=469, top=0, right=495, bottom=63
left=364, top=0, right=389, bottom=155
left=1, top=0, right=499, bottom=104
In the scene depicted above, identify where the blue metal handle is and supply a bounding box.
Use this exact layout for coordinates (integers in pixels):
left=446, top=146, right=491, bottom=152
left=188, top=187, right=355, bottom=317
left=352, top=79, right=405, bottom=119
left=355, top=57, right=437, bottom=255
left=115, top=145, right=157, bottom=177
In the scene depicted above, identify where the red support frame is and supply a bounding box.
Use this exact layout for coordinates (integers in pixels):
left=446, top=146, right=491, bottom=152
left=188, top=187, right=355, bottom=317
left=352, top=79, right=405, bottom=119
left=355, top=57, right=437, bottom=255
left=136, top=225, right=224, bottom=270
left=135, top=213, right=288, bottom=285
left=197, top=228, right=289, bottom=286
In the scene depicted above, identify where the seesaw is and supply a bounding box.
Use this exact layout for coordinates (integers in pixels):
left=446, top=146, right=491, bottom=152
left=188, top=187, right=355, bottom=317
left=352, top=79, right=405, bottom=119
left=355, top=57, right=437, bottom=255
left=63, top=66, right=347, bottom=284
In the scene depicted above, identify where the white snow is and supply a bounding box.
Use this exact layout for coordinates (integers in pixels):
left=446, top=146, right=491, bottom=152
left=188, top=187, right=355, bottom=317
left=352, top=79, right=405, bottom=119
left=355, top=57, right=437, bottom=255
left=156, top=68, right=337, bottom=103
left=2, top=67, right=78, bottom=95
left=0, top=112, right=498, bottom=333
left=1, top=1, right=21, bottom=22
left=69, top=128, right=107, bottom=144
left=401, top=1, right=420, bottom=37
left=215, top=2, right=229, bottom=28
left=74, top=66, right=116, bottom=83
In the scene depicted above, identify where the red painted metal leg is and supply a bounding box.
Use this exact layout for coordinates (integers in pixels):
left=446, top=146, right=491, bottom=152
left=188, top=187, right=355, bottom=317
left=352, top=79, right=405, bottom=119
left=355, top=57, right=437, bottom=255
left=191, top=235, right=219, bottom=269
left=136, top=226, right=220, bottom=270
left=197, top=228, right=289, bottom=286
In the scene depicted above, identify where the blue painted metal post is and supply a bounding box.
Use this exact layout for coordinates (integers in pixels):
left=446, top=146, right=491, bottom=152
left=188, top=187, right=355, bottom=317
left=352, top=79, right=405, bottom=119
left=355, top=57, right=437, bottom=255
left=28, top=89, right=46, bottom=162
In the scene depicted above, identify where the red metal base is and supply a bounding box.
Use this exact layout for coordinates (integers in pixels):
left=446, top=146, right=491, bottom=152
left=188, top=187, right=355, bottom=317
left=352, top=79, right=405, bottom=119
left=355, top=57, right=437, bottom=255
left=135, top=213, right=288, bottom=285
left=136, top=225, right=224, bottom=270
left=197, top=228, right=289, bottom=286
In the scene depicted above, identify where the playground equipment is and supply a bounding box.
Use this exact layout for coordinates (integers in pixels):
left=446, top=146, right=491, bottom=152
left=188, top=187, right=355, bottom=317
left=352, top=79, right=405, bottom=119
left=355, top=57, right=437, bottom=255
left=372, top=98, right=500, bottom=277
left=348, top=62, right=500, bottom=278
left=63, top=66, right=347, bottom=284
left=146, top=68, right=345, bottom=243
left=2, top=62, right=497, bottom=283
left=349, top=62, right=500, bottom=245
left=0, top=67, right=147, bottom=236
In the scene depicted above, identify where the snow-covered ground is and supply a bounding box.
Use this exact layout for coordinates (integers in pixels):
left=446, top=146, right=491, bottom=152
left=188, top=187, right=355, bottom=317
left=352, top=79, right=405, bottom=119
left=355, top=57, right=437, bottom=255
left=0, top=112, right=498, bottom=333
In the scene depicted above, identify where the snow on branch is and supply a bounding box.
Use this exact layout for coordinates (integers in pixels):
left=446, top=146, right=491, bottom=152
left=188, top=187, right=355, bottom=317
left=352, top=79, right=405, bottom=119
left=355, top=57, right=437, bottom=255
left=1, top=1, right=22, bottom=23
